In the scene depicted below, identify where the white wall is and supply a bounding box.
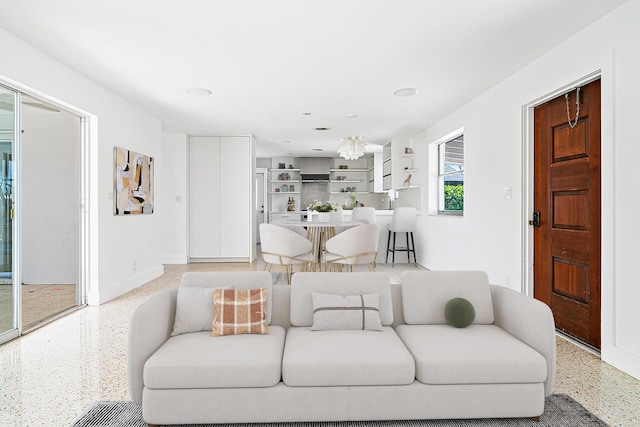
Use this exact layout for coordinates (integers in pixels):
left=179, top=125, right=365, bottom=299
left=0, top=27, right=164, bottom=304
left=410, top=0, right=640, bottom=379
left=21, top=110, right=79, bottom=284
left=161, top=131, right=188, bottom=264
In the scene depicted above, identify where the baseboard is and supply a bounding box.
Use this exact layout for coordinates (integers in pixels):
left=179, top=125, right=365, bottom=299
left=602, top=344, right=640, bottom=380
left=89, top=264, right=164, bottom=305
left=161, top=254, right=188, bottom=264
left=86, top=290, right=100, bottom=306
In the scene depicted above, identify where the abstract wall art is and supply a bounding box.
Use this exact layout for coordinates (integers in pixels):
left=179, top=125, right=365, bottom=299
left=114, top=146, right=154, bottom=215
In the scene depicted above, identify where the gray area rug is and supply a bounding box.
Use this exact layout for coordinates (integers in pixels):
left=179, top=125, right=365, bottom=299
left=70, top=394, right=608, bottom=427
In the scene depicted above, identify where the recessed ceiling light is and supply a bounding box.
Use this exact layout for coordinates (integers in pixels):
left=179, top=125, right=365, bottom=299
left=286, top=152, right=294, bottom=155
left=393, top=88, right=419, bottom=97
left=312, top=148, right=323, bottom=151
left=302, top=112, right=312, bottom=116
left=313, top=127, right=331, bottom=131
left=282, top=140, right=291, bottom=144
left=187, top=87, right=212, bottom=96
left=346, top=114, right=358, bottom=119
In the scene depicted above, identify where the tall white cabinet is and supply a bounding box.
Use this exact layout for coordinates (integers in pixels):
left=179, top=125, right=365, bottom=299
left=189, top=136, right=254, bottom=261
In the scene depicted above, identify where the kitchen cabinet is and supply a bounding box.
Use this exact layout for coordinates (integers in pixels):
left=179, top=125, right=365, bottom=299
left=383, top=142, right=392, bottom=191
left=269, top=212, right=304, bottom=222
left=189, top=136, right=253, bottom=261
left=367, top=151, right=383, bottom=193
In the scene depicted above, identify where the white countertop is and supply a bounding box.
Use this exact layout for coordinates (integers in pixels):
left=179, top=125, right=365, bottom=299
left=306, top=209, right=395, bottom=216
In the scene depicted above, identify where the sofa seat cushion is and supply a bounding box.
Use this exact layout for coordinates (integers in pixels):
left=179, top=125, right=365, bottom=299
left=282, top=326, right=415, bottom=387
left=396, top=324, right=547, bottom=385
left=144, top=326, right=285, bottom=389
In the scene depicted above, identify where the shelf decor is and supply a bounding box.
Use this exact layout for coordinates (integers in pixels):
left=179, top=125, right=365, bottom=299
left=113, top=146, right=154, bottom=215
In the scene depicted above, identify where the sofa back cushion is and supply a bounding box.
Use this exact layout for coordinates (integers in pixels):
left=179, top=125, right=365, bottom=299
left=172, top=286, right=230, bottom=336
left=290, top=272, right=393, bottom=327
left=401, top=271, right=494, bottom=325
left=180, top=271, right=273, bottom=324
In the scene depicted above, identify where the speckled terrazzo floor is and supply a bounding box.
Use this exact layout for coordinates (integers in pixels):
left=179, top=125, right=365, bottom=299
left=1, top=261, right=639, bottom=427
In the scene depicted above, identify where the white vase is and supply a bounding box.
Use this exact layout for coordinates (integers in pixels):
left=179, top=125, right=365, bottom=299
left=330, top=209, right=343, bottom=222
left=318, top=212, right=330, bottom=222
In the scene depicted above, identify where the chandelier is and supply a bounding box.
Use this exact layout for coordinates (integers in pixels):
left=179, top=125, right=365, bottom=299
left=337, top=135, right=366, bottom=160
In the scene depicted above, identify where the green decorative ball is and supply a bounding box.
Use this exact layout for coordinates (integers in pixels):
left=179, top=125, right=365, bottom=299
left=444, top=297, right=476, bottom=328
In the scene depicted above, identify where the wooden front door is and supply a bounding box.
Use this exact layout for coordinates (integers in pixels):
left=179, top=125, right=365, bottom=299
left=533, top=79, right=601, bottom=349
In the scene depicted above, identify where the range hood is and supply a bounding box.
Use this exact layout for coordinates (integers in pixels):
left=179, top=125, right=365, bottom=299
left=299, top=158, right=331, bottom=182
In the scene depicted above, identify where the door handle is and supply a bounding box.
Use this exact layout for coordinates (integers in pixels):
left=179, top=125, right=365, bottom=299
left=529, top=210, right=541, bottom=227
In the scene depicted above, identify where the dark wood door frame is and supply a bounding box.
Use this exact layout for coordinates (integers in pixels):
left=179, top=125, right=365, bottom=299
left=521, top=70, right=615, bottom=352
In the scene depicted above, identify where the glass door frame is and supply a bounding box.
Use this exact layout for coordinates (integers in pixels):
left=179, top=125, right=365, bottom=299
left=0, top=83, right=20, bottom=343
left=0, top=80, right=90, bottom=344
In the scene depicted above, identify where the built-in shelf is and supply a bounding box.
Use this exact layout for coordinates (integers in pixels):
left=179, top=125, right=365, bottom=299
left=398, top=186, right=421, bottom=190
left=330, top=168, right=368, bottom=172
left=403, top=169, right=419, bottom=173
left=271, top=180, right=301, bottom=183
left=401, top=153, right=415, bottom=158
left=270, top=168, right=300, bottom=172
left=330, top=180, right=360, bottom=183
left=270, top=191, right=300, bottom=194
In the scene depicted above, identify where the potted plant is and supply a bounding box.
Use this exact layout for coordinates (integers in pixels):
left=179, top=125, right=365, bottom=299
left=307, top=200, right=338, bottom=222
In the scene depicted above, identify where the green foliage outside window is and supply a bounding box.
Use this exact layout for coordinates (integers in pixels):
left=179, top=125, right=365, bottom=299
left=444, top=185, right=464, bottom=211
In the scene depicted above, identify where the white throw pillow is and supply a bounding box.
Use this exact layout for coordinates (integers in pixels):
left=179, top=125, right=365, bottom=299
left=171, top=286, right=229, bottom=336
left=311, top=292, right=383, bottom=331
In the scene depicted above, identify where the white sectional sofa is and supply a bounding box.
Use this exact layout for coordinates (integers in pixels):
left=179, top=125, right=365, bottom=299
left=128, top=270, right=556, bottom=426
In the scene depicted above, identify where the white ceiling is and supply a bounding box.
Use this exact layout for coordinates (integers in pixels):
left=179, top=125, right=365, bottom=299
left=0, top=0, right=627, bottom=157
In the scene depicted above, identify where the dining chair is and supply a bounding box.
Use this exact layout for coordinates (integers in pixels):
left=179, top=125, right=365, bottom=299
left=351, top=206, right=376, bottom=224
left=259, top=223, right=314, bottom=284
left=324, top=223, right=379, bottom=272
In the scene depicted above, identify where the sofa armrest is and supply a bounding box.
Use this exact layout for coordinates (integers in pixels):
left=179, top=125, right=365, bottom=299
left=128, top=288, right=178, bottom=404
left=490, top=285, right=556, bottom=396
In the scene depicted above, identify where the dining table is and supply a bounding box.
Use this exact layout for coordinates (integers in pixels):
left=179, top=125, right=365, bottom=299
left=272, top=219, right=362, bottom=271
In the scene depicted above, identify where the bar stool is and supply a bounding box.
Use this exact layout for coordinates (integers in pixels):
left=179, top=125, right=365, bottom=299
left=386, top=207, right=417, bottom=266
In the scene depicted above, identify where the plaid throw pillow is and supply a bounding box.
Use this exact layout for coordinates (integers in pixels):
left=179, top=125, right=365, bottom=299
left=212, top=288, right=269, bottom=336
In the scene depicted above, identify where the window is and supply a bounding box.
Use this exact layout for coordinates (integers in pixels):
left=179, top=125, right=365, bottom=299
left=438, top=134, right=464, bottom=215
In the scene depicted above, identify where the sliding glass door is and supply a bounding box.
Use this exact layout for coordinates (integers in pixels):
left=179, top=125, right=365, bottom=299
left=0, top=85, right=17, bottom=343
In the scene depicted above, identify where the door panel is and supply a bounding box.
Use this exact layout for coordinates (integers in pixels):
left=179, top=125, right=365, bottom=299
left=553, top=192, right=588, bottom=229
left=0, top=86, right=16, bottom=342
left=553, top=122, right=587, bottom=160
left=189, top=136, right=221, bottom=258
left=219, top=136, right=250, bottom=258
left=20, top=98, right=81, bottom=330
left=534, top=79, right=601, bottom=349
left=552, top=258, right=588, bottom=302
